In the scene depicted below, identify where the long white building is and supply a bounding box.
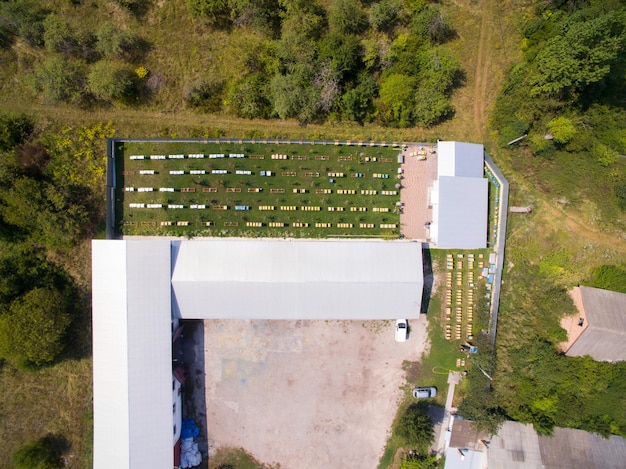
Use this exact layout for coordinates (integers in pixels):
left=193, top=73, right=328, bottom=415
left=92, top=238, right=424, bottom=469
left=430, top=141, right=489, bottom=249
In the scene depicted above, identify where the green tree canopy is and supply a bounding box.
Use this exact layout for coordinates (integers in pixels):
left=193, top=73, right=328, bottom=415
left=31, top=56, right=86, bottom=104
left=379, top=73, right=417, bottom=127
left=0, top=287, right=71, bottom=368
left=546, top=116, right=576, bottom=144
left=88, top=61, right=135, bottom=102
left=529, top=11, right=626, bottom=98
left=396, top=403, right=435, bottom=452
left=0, top=114, right=34, bottom=152
left=328, top=0, right=368, bottom=35
left=42, top=14, right=72, bottom=53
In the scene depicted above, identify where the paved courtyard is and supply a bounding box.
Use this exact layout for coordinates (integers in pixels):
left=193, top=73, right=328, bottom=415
left=400, top=144, right=438, bottom=240
left=199, top=318, right=428, bottom=468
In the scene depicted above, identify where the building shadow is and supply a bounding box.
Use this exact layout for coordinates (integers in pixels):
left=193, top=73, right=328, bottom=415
left=181, top=319, right=208, bottom=468
left=421, top=245, right=434, bottom=314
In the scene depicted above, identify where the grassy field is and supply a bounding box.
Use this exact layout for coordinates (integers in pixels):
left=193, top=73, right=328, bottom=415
left=117, top=141, right=403, bottom=237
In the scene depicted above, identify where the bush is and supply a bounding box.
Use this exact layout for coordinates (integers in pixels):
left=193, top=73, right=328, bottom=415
left=11, top=436, right=63, bottom=469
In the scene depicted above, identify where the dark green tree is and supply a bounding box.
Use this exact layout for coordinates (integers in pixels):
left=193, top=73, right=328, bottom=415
left=31, top=56, right=86, bottom=104
left=88, top=61, right=135, bottom=102
left=328, top=0, right=368, bottom=35
left=378, top=73, right=416, bottom=127
left=396, top=403, right=435, bottom=452
left=529, top=11, right=626, bottom=98
left=0, top=114, right=34, bottom=152
left=42, top=14, right=73, bottom=53
left=0, top=287, right=71, bottom=368
left=227, top=75, right=272, bottom=119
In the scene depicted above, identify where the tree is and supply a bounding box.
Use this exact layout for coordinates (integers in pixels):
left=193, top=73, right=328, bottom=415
left=96, top=22, right=146, bottom=61
left=400, top=454, right=439, bottom=469
left=11, top=436, right=63, bottom=469
left=269, top=73, right=320, bottom=124
left=529, top=12, right=626, bottom=98
left=0, top=245, right=69, bottom=306
left=591, top=142, right=619, bottom=167
left=0, top=0, right=47, bottom=47
left=88, top=61, right=135, bottom=102
left=0, top=287, right=71, bottom=368
left=31, top=56, right=86, bottom=104
left=226, top=75, right=272, bottom=119
left=378, top=73, right=416, bottom=127
left=0, top=114, right=34, bottom=152
left=0, top=177, right=89, bottom=248
left=585, top=265, right=626, bottom=293
left=369, top=0, right=402, bottom=32
left=413, top=87, right=452, bottom=127
left=411, top=6, right=454, bottom=44
left=546, top=116, right=576, bottom=144
left=186, top=0, right=231, bottom=24
left=329, top=0, right=368, bottom=35
left=42, top=14, right=73, bottom=53
left=396, top=403, right=435, bottom=452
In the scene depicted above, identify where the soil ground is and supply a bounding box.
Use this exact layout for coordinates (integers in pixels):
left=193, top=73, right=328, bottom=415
left=196, top=318, right=428, bottom=468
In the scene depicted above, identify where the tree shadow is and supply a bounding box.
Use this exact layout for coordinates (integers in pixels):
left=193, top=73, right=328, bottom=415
left=42, top=433, right=72, bottom=459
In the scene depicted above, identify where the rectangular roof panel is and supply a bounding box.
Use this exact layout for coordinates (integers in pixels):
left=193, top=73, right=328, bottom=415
left=438, top=141, right=484, bottom=178
left=171, top=239, right=424, bottom=319
left=435, top=177, right=488, bottom=249
left=92, top=240, right=174, bottom=469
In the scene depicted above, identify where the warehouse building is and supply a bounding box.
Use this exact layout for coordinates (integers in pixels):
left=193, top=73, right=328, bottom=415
left=92, top=238, right=424, bottom=469
left=429, top=141, right=489, bottom=249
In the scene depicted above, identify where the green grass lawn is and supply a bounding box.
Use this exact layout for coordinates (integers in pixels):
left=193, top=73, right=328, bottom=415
left=116, top=141, right=403, bottom=238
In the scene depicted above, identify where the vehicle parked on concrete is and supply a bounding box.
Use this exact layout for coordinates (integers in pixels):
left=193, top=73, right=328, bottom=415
left=395, top=319, right=408, bottom=342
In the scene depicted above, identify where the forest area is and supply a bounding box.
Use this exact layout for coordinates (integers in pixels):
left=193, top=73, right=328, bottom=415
left=0, top=0, right=625, bottom=467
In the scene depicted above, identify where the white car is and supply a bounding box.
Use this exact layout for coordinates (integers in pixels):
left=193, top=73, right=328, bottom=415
left=413, top=387, right=437, bottom=398
left=395, top=319, right=408, bottom=342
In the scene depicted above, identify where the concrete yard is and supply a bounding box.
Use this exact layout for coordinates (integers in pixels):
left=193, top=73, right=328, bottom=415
left=200, top=318, right=428, bottom=468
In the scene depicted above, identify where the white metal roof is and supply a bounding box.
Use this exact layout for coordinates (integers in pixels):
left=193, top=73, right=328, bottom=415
left=438, top=141, right=485, bottom=178
left=171, top=239, right=424, bottom=319
left=92, top=240, right=174, bottom=469
left=432, top=177, right=488, bottom=249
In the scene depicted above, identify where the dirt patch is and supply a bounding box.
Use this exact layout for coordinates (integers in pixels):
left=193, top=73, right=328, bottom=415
left=201, top=318, right=429, bottom=468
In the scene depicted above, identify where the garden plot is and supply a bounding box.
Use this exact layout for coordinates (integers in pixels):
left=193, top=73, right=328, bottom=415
left=115, top=142, right=403, bottom=238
